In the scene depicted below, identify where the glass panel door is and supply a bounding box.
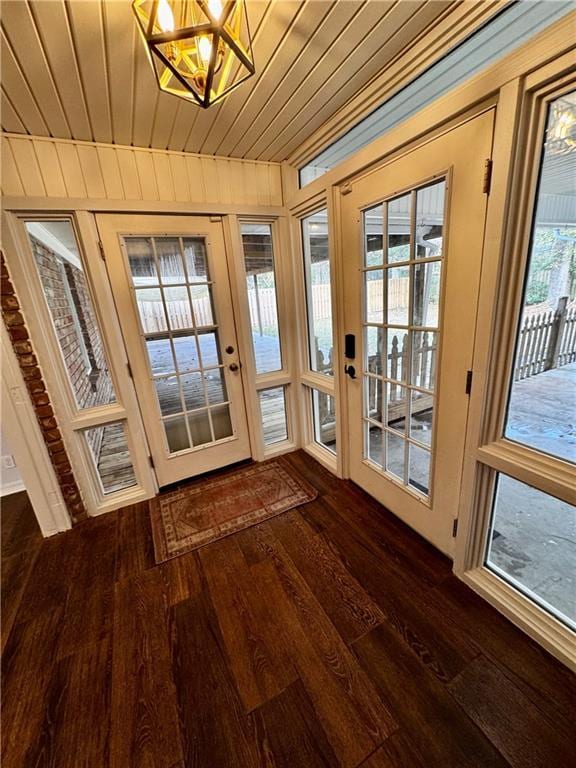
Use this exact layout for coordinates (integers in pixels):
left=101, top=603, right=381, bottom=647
left=99, top=215, right=251, bottom=486
left=342, top=110, right=494, bottom=554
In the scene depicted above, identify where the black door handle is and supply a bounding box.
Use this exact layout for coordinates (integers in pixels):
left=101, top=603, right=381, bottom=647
left=344, top=364, right=357, bottom=379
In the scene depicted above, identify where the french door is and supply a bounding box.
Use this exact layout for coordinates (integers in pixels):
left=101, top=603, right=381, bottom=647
left=97, top=214, right=250, bottom=486
left=341, top=111, right=494, bottom=555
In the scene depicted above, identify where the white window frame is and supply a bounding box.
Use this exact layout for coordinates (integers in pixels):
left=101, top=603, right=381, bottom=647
left=224, top=214, right=298, bottom=460
left=454, top=64, right=576, bottom=671
left=292, top=194, right=343, bottom=474
left=2, top=210, right=156, bottom=515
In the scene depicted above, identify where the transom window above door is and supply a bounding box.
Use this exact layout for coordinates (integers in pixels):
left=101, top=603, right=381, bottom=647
left=362, top=180, right=446, bottom=497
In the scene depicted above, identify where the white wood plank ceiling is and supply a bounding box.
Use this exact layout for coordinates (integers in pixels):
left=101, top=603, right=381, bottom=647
left=2, top=0, right=480, bottom=162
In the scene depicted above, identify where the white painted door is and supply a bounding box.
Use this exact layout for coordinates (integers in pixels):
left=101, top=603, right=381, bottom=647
left=97, top=214, right=251, bottom=486
left=341, top=111, right=494, bottom=555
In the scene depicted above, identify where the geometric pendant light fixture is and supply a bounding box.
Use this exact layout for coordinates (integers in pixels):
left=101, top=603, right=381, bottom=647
left=132, top=0, right=255, bottom=109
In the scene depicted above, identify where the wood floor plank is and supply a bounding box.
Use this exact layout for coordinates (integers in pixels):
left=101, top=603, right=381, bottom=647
left=438, top=575, right=576, bottom=737
left=171, top=592, right=264, bottom=768
left=26, top=637, right=112, bottom=768
left=158, top=550, right=202, bottom=606
left=57, top=514, right=118, bottom=659
left=199, top=535, right=298, bottom=712
left=248, top=525, right=397, bottom=768
left=11, top=529, right=75, bottom=624
left=449, top=655, right=576, bottom=767
left=1, top=545, right=40, bottom=653
left=252, top=679, right=338, bottom=767
left=321, top=484, right=450, bottom=587
left=1, top=608, right=62, bottom=766
left=359, top=732, right=425, bottom=767
left=306, top=496, right=480, bottom=682
left=2, top=451, right=574, bottom=767
left=353, top=624, right=510, bottom=768
left=115, top=501, right=155, bottom=582
left=270, top=509, right=385, bottom=644
left=111, top=568, right=183, bottom=768
left=0, top=490, right=42, bottom=558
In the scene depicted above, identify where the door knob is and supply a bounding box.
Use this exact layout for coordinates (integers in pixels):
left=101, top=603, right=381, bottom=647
left=344, top=364, right=357, bottom=379
left=229, top=363, right=239, bottom=372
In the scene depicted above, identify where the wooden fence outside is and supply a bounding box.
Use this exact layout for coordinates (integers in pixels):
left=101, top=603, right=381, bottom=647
left=514, top=296, right=576, bottom=381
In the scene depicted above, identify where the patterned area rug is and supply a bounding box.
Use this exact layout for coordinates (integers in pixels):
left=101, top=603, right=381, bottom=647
left=150, top=460, right=318, bottom=563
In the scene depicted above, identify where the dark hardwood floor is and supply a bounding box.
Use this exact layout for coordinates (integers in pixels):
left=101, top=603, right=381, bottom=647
left=2, top=450, right=575, bottom=767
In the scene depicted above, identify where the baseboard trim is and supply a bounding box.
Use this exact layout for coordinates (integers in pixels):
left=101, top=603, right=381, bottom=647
left=0, top=479, right=26, bottom=497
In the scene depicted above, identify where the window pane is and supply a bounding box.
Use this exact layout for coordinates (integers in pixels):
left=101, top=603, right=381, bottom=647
left=258, top=387, right=288, bottom=445
left=367, top=423, right=383, bottom=467
left=302, top=210, right=333, bottom=375
left=126, top=237, right=158, bottom=286
left=183, top=238, right=209, bottom=282
left=504, top=92, right=576, bottom=465
left=386, top=266, right=410, bottom=325
left=365, top=270, right=384, bottom=323
left=84, top=422, right=137, bottom=495
left=156, top=237, right=185, bottom=284
left=486, top=473, right=575, bottom=628
left=146, top=337, right=175, bottom=375
left=386, top=430, right=405, bottom=480
left=387, top=194, right=411, bottom=264
left=26, top=220, right=117, bottom=410
left=164, top=416, right=190, bottom=453
left=311, top=388, right=337, bottom=454
left=365, top=205, right=384, bottom=267
left=241, top=223, right=282, bottom=374
left=136, top=288, right=167, bottom=333
left=211, top=404, right=233, bottom=440
left=154, top=376, right=183, bottom=416
left=413, top=260, right=441, bottom=327
left=416, top=181, right=445, bottom=259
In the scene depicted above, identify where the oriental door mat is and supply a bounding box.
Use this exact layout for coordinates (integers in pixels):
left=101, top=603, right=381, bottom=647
left=150, top=460, right=318, bottom=563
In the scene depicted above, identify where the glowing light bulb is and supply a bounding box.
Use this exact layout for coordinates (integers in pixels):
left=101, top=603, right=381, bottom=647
left=157, top=0, right=175, bottom=32
left=198, top=36, right=212, bottom=67
left=208, top=0, right=223, bottom=20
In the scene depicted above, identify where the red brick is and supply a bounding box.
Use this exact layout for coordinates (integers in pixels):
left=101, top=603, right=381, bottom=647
left=0, top=278, right=15, bottom=296
left=22, top=367, right=43, bottom=382
left=18, top=353, right=38, bottom=368
left=35, top=404, right=54, bottom=419
left=1, top=295, right=19, bottom=311
left=8, top=326, right=28, bottom=342
left=3, top=311, right=25, bottom=327
left=13, top=340, right=33, bottom=355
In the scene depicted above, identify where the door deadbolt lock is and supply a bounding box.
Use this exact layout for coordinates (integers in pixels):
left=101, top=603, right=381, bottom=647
left=229, top=363, right=239, bottom=372
left=225, top=345, right=235, bottom=354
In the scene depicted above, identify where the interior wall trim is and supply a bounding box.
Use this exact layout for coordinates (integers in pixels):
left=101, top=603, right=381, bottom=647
left=0, top=134, right=284, bottom=207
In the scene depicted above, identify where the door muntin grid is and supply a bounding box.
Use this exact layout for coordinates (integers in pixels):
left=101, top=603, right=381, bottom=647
left=124, top=235, right=234, bottom=455
left=361, top=180, right=446, bottom=497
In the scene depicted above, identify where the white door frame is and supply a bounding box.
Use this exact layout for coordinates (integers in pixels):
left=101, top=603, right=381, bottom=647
left=453, top=65, right=576, bottom=669
left=97, top=213, right=252, bottom=486
left=1, top=322, right=71, bottom=536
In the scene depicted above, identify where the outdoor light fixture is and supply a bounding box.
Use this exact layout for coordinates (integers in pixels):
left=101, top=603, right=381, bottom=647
left=132, top=0, right=255, bottom=109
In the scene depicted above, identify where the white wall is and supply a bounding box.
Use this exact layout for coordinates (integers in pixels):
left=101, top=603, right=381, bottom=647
left=0, top=428, right=25, bottom=496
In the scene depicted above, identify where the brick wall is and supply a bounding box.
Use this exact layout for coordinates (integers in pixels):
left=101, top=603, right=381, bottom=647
left=1, top=252, right=87, bottom=523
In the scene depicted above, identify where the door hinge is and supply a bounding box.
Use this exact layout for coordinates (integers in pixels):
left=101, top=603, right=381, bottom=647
left=452, top=518, right=459, bottom=537
left=465, top=370, right=473, bottom=395
left=149, top=455, right=155, bottom=470
left=126, top=361, right=133, bottom=379
left=98, top=241, right=106, bottom=261
left=482, top=159, right=493, bottom=195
